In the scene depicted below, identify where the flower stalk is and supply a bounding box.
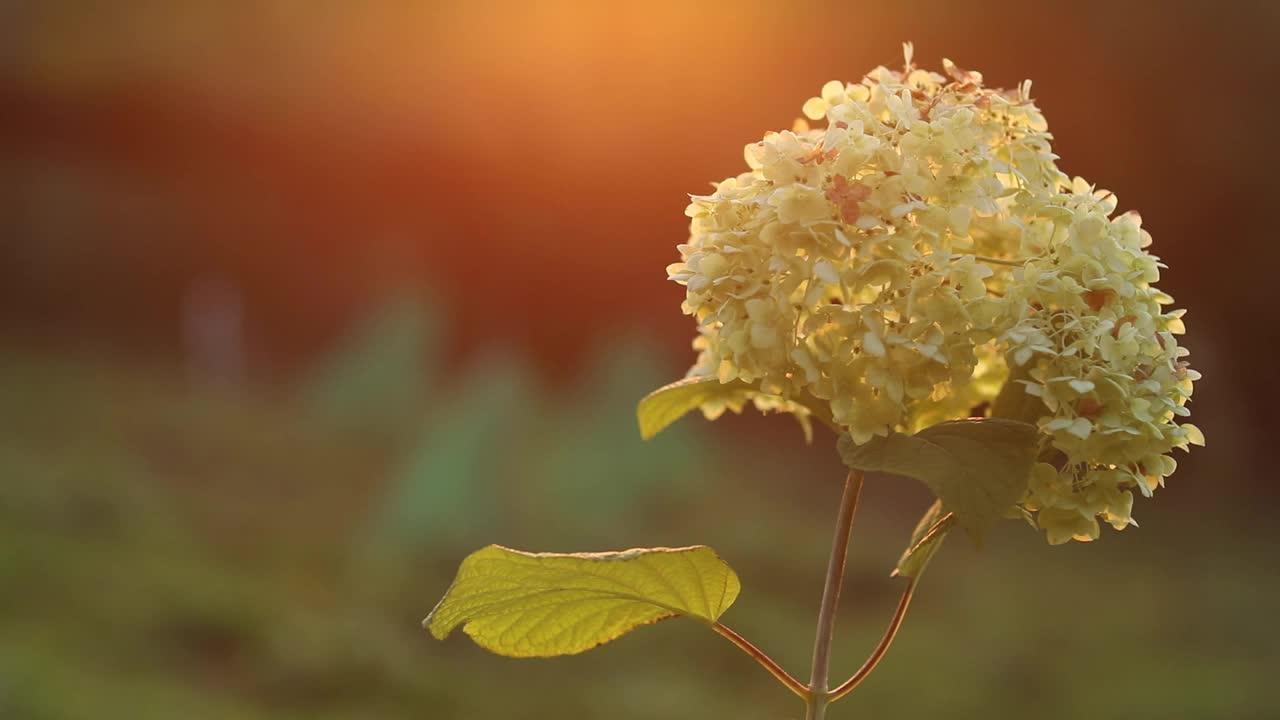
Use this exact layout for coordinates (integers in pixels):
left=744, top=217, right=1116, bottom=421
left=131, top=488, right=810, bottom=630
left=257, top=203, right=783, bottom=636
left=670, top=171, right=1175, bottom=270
left=805, top=469, right=864, bottom=720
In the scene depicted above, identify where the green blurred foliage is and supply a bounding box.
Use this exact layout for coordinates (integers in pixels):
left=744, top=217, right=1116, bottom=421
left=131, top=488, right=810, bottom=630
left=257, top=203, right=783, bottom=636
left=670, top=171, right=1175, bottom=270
left=0, top=303, right=1275, bottom=719
left=364, top=350, right=532, bottom=554
left=300, top=293, right=441, bottom=439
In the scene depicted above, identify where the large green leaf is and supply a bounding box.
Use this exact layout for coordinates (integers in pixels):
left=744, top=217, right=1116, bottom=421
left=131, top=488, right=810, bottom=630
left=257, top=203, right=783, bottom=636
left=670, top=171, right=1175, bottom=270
left=637, top=376, right=832, bottom=441
left=425, top=545, right=740, bottom=657
left=838, top=418, right=1037, bottom=538
left=892, top=500, right=956, bottom=579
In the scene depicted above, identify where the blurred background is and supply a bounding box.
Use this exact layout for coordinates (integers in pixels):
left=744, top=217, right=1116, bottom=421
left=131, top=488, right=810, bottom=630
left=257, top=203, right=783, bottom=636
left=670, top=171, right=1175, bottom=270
left=1, top=1, right=1277, bottom=718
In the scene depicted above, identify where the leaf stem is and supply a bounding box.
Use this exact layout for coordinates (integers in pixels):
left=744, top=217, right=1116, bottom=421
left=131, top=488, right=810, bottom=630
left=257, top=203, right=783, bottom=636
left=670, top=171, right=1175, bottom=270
left=805, top=469, right=864, bottom=720
left=972, top=254, right=1026, bottom=267
left=828, top=578, right=916, bottom=702
left=709, top=622, right=809, bottom=699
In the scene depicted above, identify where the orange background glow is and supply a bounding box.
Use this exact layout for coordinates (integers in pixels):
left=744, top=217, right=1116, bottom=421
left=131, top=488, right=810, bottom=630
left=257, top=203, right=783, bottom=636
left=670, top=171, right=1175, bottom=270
left=1, top=3, right=1277, bottom=718
left=5, top=2, right=1272, bottom=394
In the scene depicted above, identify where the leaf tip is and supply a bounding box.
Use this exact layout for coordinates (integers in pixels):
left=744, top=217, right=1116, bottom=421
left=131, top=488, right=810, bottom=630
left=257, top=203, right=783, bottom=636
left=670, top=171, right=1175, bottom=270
left=422, top=614, right=446, bottom=640
left=422, top=612, right=449, bottom=641
left=637, top=415, right=659, bottom=441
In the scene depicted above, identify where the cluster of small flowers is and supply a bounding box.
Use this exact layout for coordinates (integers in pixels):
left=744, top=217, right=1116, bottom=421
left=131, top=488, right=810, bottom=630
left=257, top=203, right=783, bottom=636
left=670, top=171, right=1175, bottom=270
left=667, top=44, right=1202, bottom=544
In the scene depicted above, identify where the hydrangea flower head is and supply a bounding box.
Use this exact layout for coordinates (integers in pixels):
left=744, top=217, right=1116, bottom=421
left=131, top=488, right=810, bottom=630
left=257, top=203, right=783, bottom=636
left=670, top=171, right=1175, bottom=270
left=666, top=44, right=1203, bottom=544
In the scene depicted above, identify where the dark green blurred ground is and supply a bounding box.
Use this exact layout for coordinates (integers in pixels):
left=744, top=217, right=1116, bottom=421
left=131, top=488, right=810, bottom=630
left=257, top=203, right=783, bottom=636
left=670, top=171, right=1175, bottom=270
left=0, top=308, right=1272, bottom=720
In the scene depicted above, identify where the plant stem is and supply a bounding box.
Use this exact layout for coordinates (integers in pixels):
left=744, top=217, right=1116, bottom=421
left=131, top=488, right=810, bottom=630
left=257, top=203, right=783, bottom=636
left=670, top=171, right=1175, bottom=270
left=972, top=254, right=1026, bottom=267
left=828, top=579, right=916, bottom=702
left=805, top=469, right=864, bottom=720
left=709, top=622, right=809, bottom=699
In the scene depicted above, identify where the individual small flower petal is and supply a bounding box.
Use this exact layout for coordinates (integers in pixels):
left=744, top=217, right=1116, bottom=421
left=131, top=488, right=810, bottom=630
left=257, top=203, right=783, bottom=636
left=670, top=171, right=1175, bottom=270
left=1068, top=379, right=1095, bottom=394
left=814, top=259, right=841, bottom=286
left=1180, top=423, right=1206, bottom=447
left=863, top=331, right=887, bottom=357
left=1039, top=507, right=1100, bottom=545
left=802, top=97, right=828, bottom=121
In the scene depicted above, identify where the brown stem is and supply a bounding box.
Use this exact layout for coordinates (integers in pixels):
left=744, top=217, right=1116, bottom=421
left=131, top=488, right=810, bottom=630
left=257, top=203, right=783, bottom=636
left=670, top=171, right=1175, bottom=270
left=828, top=578, right=916, bottom=703
left=709, top=622, right=809, bottom=699
left=805, top=469, right=864, bottom=720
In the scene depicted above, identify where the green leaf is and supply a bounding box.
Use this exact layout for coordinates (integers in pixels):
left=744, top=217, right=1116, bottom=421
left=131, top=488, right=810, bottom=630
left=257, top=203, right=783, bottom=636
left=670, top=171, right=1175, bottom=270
left=425, top=545, right=741, bottom=657
left=892, top=500, right=956, bottom=579
left=990, top=359, right=1046, bottom=425
left=637, top=376, right=833, bottom=441
left=838, top=418, right=1037, bottom=538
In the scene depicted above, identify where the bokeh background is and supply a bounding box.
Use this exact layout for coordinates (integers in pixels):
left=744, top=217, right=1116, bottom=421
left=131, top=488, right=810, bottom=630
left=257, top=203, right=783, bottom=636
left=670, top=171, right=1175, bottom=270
left=2, top=2, right=1277, bottom=718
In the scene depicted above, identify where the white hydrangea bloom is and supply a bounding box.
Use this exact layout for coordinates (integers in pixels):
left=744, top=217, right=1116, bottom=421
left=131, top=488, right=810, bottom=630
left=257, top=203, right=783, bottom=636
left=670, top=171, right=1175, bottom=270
left=667, top=45, right=1203, bottom=544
